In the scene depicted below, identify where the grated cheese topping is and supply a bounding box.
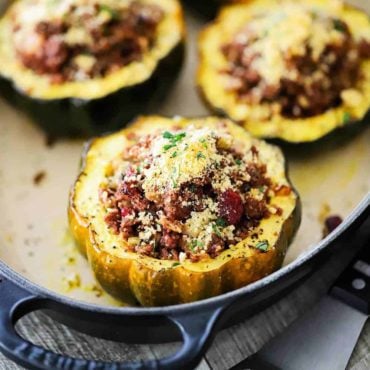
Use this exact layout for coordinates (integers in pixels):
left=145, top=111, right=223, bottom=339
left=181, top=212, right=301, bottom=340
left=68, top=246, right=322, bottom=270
left=234, top=3, right=348, bottom=85
left=143, top=127, right=224, bottom=195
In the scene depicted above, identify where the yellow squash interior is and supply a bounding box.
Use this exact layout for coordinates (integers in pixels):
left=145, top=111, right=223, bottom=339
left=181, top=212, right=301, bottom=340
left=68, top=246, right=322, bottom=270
left=69, top=116, right=300, bottom=306
left=0, top=0, right=184, bottom=100
left=198, top=0, right=370, bottom=142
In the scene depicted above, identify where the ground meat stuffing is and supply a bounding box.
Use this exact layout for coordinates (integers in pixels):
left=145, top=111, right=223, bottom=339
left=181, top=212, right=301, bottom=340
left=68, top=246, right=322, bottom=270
left=221, top=4, right=370, bottom=118
left=99, top=123, right=289, bottom=262
left=12, top=1, right=163, bottom=83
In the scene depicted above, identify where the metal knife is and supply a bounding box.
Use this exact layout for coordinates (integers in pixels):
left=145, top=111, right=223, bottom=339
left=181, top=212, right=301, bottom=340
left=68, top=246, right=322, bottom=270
left=231, top=237, right=370, bottom=370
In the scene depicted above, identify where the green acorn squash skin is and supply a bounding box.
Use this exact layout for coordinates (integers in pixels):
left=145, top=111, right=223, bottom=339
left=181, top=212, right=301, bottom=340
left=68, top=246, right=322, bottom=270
left=0, top=42, right=184, bottom=137
left=272, top=111, right=370, bottom=149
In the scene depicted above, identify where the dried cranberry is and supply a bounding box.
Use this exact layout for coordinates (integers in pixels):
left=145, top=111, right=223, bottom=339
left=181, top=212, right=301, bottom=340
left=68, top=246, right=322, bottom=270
left=218, top=189, right=244, bottom=225
left=325, top=215, right=343, bottom=233
left=120, top=207, right=133, bottom=218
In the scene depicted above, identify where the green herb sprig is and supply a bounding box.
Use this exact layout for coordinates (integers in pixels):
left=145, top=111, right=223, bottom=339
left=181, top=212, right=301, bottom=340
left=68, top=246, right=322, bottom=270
left=162, top=131, right=186, bottom=152
left=255, top=240, right=269, bottom=252
left=215, top=218, right=227, bottom=227
left=189, top=239, right=204, bottom=251
left=200, top=138, right=208, bottom=149
left=171, top=165, right=179, bottom=188
left=212, top=218, right=227, bottom=237
left=196, top=151, right=206, bottom=160
left=333, top=19, right=345, bottom=32
left=342, top=112, right=351, bottom=124
left=99, top=4, right=120, bottom=20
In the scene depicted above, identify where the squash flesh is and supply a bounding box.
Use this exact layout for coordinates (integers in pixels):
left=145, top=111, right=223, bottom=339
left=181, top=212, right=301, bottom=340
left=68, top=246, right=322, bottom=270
left=198, top=0, right=370, bottom=142
left=69, top=116, right=300, bottom=306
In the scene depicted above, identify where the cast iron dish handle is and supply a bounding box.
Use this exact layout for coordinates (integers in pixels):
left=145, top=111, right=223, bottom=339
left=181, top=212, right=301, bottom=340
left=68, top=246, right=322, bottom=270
left=0, top=275, right=226, bottom=370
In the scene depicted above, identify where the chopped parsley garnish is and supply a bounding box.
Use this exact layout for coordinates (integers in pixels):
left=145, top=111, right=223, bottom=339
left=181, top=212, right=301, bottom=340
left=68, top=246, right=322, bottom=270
left=171, top=151, right=178, bottom=158
left=171, top=165, right=179, bottom=188
left=213, top=218, right=227, bottom=237
left=189, top=239, right=204, bottom=250
left=136, top=166, right=141, bottom=173
left=259, top=186, right=266, bottom=193
left=333, top=19, right=345, bottom=32
left=235, top=159, right=242, bottom=166
left=163, top=131, right=186, bottom=141
left=197, top=151, right=206, bottom=159
left=200, top=138, right=208, bottom=148
left=163, top=131, right=173, bottom=139
left=342, top=112, right=351, bottom=124
left=215, top=218, right=227, bottom=227
left=255, top=240, right=269, bottom=252
left=172, top=262, right=180, bottom=267
left=163, top=144, right=176, bottom=151
left=212, top=224, right=222, bottom=237
left=99, top=4, right=120, bottom=20
left=163, top=131, right=186, bottom=152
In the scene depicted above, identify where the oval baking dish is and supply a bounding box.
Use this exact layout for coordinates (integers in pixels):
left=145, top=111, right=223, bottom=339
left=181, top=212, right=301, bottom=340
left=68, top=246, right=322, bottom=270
left=0, top=0, right=185, bottom=137
left=197, top=0, right=370, bottom=142
left=0, top=1, right=369, bottom=369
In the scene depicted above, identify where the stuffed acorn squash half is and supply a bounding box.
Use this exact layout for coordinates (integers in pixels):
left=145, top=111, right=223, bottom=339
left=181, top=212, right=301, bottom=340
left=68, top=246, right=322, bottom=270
left=0, top=0, right=185, bottom=137
left=69, top=116, right=300, bottom=306
left=198, top=0, right=370, bottom=143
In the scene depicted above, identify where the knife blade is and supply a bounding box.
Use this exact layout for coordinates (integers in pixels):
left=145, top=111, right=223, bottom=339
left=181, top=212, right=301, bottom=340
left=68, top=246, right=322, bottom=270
left=231, top=235, right=370, bottom=370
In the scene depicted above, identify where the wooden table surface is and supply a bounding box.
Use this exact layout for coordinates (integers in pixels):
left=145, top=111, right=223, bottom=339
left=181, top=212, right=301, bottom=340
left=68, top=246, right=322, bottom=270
left=1, top=223, right=369, bottom=370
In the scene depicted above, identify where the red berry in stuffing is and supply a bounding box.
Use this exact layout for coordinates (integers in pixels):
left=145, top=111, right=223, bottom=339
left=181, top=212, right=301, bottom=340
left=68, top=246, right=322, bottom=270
left=218, top=189, right=244, bottom=225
